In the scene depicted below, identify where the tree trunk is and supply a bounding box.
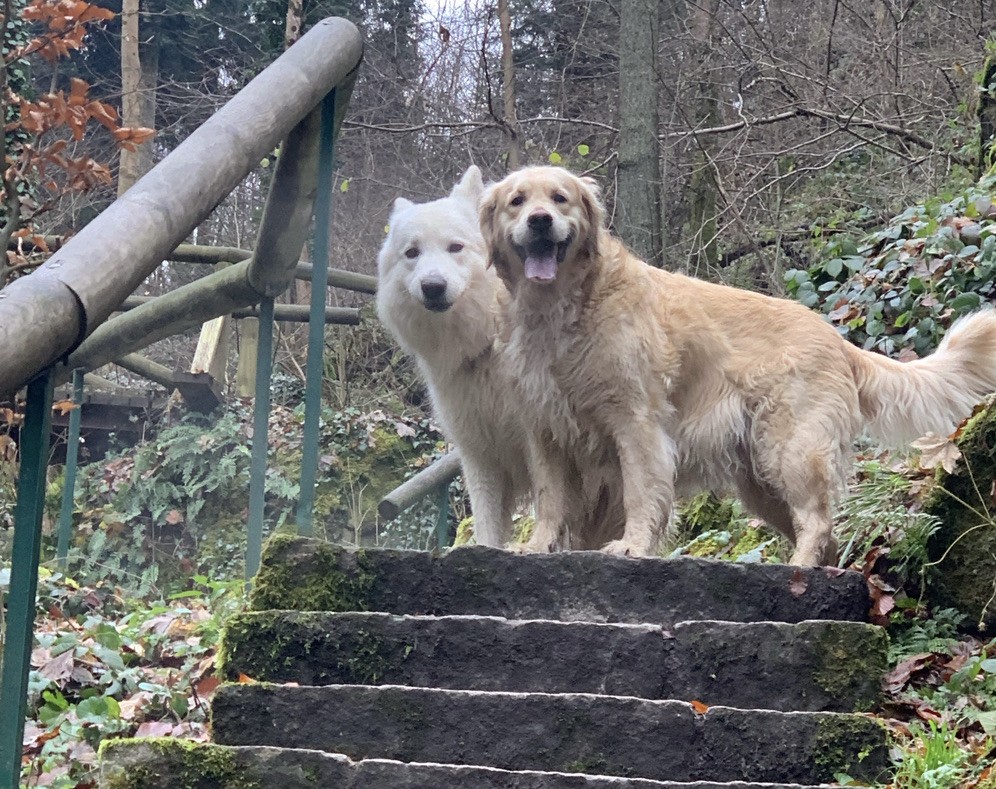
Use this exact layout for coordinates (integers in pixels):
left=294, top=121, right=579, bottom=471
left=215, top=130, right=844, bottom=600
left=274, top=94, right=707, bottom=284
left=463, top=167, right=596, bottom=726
left=117, top=0, right=142, bottom=196
left=685, top=0, right=721, bottom=273
left=498, top=0, right=521, bottom=171
left=978, top=56, right=996, bottom=178
left=617, top=0, right=662, bottom=265
left=285, top=0, right=303, bottom=48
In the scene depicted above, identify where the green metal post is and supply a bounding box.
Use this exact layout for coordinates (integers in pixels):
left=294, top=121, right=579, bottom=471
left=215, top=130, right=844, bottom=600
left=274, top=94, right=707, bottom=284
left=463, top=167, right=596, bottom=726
left=434, top=483, right=452, bottom=550
left=0, top=370, right=54, bottom=788
left=246, top=297, right=275, bottom=581
left=56, top=369, right=84, bottom=569
left=296, top=88, right=338, bottom=536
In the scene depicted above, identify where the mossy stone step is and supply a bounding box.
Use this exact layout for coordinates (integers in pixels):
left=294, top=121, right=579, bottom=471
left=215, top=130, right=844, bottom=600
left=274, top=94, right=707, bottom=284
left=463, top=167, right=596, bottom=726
left=210, top=684, right=888, bottom=784
left=251, top=536, right=870, bottom=626
left=219, top=611, right=886, bottom=712
left=99, top=740, right=840, bottom=788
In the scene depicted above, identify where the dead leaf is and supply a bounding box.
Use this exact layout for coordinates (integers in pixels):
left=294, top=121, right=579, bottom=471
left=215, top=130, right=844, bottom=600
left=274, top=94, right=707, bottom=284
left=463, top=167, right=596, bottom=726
left=164, top=509, right=184, bottom=525
left=194, top=675, right=220, bottom=699
left=395, top=421, right=416, bottom=438
left=911, top=432, right=961, bottom=474
left=789, top=569, right=808, bottom=597
left=38, top=649, right=74, bottom=682
left=238, top=673, right=257, bottom=684
left=52, top=399, right=78, bottom=416
left=135, top=720, right=173, bottom=738
left=690, top=699, right=709, bottom=714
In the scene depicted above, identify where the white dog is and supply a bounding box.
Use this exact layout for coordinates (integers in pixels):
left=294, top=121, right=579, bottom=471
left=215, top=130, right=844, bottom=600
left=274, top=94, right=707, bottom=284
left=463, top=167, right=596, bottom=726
left=377, top=166, right=623, bottom=549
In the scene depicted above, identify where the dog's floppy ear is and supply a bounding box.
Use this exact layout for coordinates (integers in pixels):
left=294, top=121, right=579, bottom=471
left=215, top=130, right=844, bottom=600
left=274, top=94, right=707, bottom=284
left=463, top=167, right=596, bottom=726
left=576, top=175, right=606, bottom=259
left=479, top=183, right=499, bottom=265
left=479, top=182, right=510, bottom=276
left=451, top=165, right=485, bottom=204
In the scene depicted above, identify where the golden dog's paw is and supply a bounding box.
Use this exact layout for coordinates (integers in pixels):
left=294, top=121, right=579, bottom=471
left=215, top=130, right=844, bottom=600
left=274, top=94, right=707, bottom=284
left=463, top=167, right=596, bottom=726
left=508, top=538, right=559, bottom=554
left=600, top=539, right=649, bottom=558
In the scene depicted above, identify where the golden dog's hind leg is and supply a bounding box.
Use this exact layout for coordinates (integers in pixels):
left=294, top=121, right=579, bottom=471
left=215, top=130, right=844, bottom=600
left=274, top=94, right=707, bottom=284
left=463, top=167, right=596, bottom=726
left=768, top=434, right=843, bottom=567
left=602, top=424, right=677, bottom=557
left=513, top=434, right=571, bottom=553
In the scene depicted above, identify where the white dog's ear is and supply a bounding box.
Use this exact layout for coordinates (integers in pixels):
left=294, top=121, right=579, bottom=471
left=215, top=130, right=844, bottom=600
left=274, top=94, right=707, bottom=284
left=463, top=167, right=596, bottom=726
left=451, top=165, right=485, bottom=204
left=390, top=197, right=414, bottom=217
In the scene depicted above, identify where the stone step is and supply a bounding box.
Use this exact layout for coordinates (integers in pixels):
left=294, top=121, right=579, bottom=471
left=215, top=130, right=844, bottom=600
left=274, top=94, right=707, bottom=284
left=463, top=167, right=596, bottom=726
left=211, top=684, right=888, bottom=785
left=99, top=740, right=838, bottom=788
left=251, top=536, right=870, bottom=627
left=219, top=611, right=887, bottom=712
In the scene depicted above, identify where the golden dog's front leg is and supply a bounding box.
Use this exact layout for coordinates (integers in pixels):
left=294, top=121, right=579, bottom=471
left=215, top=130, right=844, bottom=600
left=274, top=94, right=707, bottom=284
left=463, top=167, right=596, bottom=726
left=602, top=423, right=676, bottom=557
left=511, top=432, right=570, bottom=553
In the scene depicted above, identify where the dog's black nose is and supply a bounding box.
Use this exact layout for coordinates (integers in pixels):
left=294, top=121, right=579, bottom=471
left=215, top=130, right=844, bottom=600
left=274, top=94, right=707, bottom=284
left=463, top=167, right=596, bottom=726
left=528, top=211, right=553, bottom=231
left=420, top=276, right=447, bottom=301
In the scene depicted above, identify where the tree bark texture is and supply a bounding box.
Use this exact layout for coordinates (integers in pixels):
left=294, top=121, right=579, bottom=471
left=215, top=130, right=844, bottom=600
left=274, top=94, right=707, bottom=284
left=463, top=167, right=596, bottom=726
left=498, top=0, right=521, bottom=171
left=685, top=0, right=721, bottom=273
left=617, top=0, right=662, bottom=266
left=118, top=0, right=142, bottom=195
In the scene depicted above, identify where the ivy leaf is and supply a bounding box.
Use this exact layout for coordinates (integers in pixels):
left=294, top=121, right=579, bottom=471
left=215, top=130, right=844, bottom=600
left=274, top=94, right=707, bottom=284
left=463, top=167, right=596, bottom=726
left=548, top=151, right=562, bottom=165
left=576, top=143, right=589, bottom=157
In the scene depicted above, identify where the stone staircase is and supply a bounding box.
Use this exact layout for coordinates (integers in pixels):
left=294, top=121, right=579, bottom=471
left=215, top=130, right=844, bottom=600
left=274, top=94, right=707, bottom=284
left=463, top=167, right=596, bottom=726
left=99, top=535, right=891, bottom=788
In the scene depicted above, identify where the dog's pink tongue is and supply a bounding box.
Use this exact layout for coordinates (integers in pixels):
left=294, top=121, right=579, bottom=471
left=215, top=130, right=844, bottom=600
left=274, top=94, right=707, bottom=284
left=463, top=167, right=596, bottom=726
left=524, top=252, right=558, bottom=282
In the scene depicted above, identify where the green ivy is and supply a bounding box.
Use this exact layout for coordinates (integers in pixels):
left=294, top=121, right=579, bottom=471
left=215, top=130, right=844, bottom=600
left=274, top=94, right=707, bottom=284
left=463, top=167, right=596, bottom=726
left=786, top=175, right=996, bottom=356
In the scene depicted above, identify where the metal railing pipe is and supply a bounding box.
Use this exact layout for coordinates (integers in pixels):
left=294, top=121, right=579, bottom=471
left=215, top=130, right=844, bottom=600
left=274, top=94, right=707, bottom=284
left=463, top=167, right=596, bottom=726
left=0, top=17, right=362, bottom=397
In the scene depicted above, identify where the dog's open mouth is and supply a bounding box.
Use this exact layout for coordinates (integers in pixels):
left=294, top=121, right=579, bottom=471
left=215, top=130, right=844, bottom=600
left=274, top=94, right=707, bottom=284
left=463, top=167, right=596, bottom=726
left=517, top=237, right=571, bottom=283
left=423, top=299, right=452, bottom=313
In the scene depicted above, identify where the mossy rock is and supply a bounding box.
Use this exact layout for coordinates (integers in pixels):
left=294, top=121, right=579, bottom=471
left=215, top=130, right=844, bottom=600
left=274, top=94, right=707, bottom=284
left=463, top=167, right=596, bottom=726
left=249, top=533, right=377, bottom=612
left=812, top=715, right=889, bottom=783
left=923, top=401, right=996, bottom=631
left=99, top=738, right=264, bottom=789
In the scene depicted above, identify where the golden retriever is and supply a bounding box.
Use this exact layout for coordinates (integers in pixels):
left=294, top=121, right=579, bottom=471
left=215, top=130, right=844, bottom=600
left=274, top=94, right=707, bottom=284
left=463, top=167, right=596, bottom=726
left=480, top=165, right=996, bottom=565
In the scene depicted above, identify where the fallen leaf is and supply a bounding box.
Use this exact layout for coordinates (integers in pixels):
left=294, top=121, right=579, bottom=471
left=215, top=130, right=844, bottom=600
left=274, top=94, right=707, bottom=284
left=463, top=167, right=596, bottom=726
left=911, top=432, right=961, bottom=473
left=238, top=673, right=257, bottom=684
left=135, top=720, right=173, bottom=737
left=690, top=699, right=709, bottom=714
left=194, top=675, right=220, bottom=699
left=789, top=569, right=808, bottom=597
left=38, top=649, right=74, bottom=682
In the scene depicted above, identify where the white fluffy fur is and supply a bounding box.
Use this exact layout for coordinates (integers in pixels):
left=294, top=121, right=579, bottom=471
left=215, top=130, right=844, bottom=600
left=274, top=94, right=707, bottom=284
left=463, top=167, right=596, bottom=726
left=376, top=167, right=527, bottom=547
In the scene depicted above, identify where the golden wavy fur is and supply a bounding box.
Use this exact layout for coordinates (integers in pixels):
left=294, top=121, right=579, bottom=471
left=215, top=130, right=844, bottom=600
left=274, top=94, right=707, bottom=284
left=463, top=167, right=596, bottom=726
left=481, top=165, right=996, bottom=565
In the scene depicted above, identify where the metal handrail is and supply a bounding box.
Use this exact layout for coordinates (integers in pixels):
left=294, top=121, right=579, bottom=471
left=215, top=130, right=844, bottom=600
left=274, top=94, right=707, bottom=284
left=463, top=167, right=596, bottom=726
left=0, top=17, right=363, bottom=397
left=0, top=19, right=363, bottom=788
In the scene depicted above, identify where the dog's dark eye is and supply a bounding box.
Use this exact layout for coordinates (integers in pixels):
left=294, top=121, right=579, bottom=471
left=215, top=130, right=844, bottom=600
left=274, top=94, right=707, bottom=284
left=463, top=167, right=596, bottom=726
left=404, top=247, right=420, bottom=259
left=510, top=194, right=524, bottom=207
left=552, top=192, right=568, bottom=204
left=448, top=243, right=464, bottom=253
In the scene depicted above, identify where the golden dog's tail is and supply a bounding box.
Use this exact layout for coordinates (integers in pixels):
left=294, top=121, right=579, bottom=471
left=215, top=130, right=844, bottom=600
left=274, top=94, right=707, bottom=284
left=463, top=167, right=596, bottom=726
left=847, top=310, right=996, bottom=445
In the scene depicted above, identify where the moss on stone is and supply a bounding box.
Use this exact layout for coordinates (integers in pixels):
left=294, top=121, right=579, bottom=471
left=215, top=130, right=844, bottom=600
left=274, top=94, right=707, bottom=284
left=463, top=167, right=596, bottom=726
left=219, top=611, right=413, bottom=685
left=249, top=535, right=377, bottom=612
left=812, top=714, right=889, bottom=783
left=99, top=739, right=263, bottom=789
left=812, top=623, right=889, bottom=712
left=923, top=401, right=996, bottom=631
